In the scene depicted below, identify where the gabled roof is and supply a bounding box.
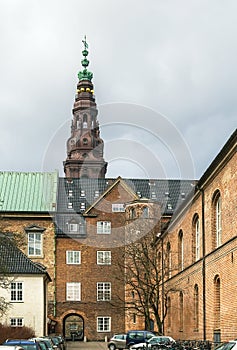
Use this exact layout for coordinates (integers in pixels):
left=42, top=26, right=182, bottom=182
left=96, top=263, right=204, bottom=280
left=0, top=171, right=58, bottom=212
left=57, top=177, right=195, bottom=215
left=0, top=234, right=51, bottom=280
left=84, top=176, right=139, bottom=214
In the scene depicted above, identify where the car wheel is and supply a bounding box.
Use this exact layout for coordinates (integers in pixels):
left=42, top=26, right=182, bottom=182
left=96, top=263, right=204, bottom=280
left=109, top=344, right=116, bottom=350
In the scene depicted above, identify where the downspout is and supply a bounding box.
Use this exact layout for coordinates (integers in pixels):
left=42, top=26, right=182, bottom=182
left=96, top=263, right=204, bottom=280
left=199, top=186, right=206, bottom=340
left=53, top=219, right=57, bottom=318
left=161, top=236, right=164, bottom=335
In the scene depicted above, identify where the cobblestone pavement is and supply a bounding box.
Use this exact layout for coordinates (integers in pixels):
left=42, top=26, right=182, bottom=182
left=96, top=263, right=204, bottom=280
left=66, top=341, right=108, bottom=350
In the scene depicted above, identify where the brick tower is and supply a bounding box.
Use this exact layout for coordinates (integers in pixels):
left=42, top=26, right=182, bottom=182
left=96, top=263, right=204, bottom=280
left=63, top=37, right=107, bottom=178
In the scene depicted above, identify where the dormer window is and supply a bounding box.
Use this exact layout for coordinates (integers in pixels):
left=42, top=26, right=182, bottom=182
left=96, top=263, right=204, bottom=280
left=83, top=138, right=88, bottom=145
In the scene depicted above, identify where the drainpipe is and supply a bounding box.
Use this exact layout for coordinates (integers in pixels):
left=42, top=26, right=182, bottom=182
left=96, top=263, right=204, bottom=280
left=199, top=186, right=206, bottom=341
left=161, top=236, right=165, bottom=335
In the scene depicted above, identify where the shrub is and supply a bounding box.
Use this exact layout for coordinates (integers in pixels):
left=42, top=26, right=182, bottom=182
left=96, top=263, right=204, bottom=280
left=0, top=323, right=35, bottom=344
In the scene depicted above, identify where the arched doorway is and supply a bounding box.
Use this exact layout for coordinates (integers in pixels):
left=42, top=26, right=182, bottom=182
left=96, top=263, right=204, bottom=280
left=63, top=313, right=84, bottom=341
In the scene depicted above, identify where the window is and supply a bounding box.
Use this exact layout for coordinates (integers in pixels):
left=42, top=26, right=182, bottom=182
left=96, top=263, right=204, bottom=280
left=97, top=317, right=111, bottom=332
left=94, top=190, right=99, bottom=198
left=97, top=282, right=111, bottom=301
left=112, top=203, right=125, bottom=212
left=80, top=190, right=86, bottom=197
left=214, top=275, right=221, bottom=330
left=212, top=191, right=222, bottom=249
left=68, top=190, right=73, bottom=197
left=11, top=282, right=23, bottom=302
left=166, top=242, right=172, bottom=278
left=178, top=230, right=184, bottom=271
left=80, top=202, right=86, bottom=211
left=194, top=284, right=199, bottom=330
left=216, top=196, right=222, bottom=247
left=66, top=251, right=81, bottom=264
left=195, top=218, right=200, bottom=260
left=130, top=208, right=136, bottom=219
left=179, top=291, right=184, bottom=331
left=97, top=221, right=111, bottom=234
left=167, top=297, right=171, bottom=329
left=10, top=318, right=23, bottom=327
left=151, top=192, right=156, bottom=199
left=97, top=251, right=111, bottom=265
left=28, top=232, right=42, bottom=256
left=133, top=313, right=136, bottom=324
left=142, top=206, right=149, bottom=218
left=69, top=223, right=79, bottom=232
left=66, top=282, right=81, bottom=301
left=68, top=202, right=73, bottom=209
left=83, top=114, right=88, bottom=128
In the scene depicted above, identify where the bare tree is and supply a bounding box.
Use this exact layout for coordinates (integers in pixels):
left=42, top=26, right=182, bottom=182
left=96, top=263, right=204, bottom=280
left=122, top=228, right=166, bottom=334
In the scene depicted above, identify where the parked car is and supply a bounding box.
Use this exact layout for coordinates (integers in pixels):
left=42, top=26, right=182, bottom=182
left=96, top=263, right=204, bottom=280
left=129, top=336, right=176, bottom=350
left=215, top=341, right=237, bottom=350
left=48, top=336, right=65, bottom=350
left=108, top=334, right=127, bottom=350
left=29, top=338, right=56, bottom=350
left=0, top=346, right=24, bottom=350
left=3, top=340, right=45, bottom=350
left=126, top=331, right=155, bottom=348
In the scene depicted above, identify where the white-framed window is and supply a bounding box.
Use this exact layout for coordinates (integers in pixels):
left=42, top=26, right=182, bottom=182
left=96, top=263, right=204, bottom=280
left=80, top=202, right=86, bottom=211
left=97, top=282, right=111, bottom=301
left=11, top=282, right=23, bottom=302
left=97, top=251, right=111, bottom=265
left=195, top=218, right=200, bottom=260
left=68, top=190, right=73, bottom=197
left=28, top=232, right=42, bottom=256
left=97, top=221, right=111, bottom=234
left=66, top=251, right=81, bottom=264
left=97, top=317, right=111, bottom=332
left=94, top=190, right=99, bottom=198
left=216, top=196, right=222, bottom=247
left=112, top=204, right=125, bottom=212
left=68, top=202, right=73, bottom=209
left=10, top=318, right=24, bottom=327
left=69, top=223, right=79, bottom=232
left=66, top=282, right=81, bottom=301
left=151, top=192, right=156, bottom=199
left=80, top=190, right=86, bottom=197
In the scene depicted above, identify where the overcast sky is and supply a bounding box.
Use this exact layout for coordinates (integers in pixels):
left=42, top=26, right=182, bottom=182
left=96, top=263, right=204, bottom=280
left=0, top=0, right=236, bottom=180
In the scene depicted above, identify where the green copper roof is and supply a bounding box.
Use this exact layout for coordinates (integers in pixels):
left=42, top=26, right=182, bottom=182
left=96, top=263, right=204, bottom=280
left=78, top=36, right=93, bottom=81
left=0, top=171, right=58, bottom=212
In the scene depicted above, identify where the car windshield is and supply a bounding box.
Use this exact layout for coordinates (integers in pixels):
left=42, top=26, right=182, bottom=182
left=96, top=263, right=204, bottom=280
left=215, top=343, right=236, bottom=350
left=21, top=346, right=37, bottom=350
left=149, top=337, right=171, bottom=344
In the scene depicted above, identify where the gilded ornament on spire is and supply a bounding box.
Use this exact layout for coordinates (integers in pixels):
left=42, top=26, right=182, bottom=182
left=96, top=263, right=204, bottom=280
left=78, top=35, right=93, bottom=81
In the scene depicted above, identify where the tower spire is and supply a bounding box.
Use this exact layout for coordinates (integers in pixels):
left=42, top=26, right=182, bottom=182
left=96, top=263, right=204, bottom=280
left=78, top=35, right=93, bottom=82
left=63, top=37, right=107, bottom=179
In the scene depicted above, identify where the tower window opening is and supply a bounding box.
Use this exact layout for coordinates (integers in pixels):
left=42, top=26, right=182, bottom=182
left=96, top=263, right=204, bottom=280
left=83, top=114, right=88, bottom=128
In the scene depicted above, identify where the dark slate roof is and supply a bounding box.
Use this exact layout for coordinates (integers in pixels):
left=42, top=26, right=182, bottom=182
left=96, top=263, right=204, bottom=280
left=57, top=177, right=196, bottom=214
left=0, top=234, right=51, bottom=279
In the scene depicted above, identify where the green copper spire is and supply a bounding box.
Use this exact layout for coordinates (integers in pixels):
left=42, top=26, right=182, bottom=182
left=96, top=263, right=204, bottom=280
left=78, top=36, right=93, bottom=81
